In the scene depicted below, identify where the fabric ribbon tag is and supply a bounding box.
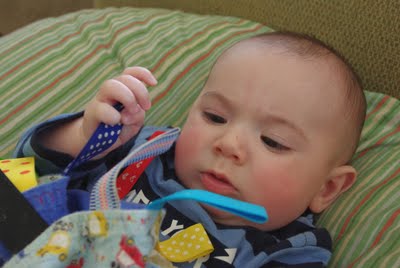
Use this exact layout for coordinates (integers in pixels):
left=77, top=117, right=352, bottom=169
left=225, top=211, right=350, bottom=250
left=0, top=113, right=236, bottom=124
left=63, top=123, right=122, bottom=175
left=63, top=103, right=125, bottom=175
left=0, top=157, right=37, bottom=192
left=157, top=223, right=214, bottom=262
left=116, top=130, right=165, bottom=199
left=89, top=127, right=181, bottom=210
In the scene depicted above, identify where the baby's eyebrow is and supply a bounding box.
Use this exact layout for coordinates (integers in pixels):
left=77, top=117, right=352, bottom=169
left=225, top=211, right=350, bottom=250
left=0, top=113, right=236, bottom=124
left=264, top=114, right=308, bottom=142
left=200, top=91, right=234, bottom=108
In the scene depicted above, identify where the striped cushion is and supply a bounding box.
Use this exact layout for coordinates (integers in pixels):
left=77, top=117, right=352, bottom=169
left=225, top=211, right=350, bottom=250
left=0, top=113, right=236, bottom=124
left=318, top=93, right=400, bottom=267
left=0, top=7, right=399, bottom=267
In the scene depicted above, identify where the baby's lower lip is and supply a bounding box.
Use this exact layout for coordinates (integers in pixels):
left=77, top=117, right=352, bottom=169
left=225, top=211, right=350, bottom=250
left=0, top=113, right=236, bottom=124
left=200, top=172, right=237, bottom=195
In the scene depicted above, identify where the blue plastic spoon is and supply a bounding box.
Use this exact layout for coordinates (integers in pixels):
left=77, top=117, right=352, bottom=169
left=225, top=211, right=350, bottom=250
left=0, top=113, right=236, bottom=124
left=147, top=189, right=268, bottom=224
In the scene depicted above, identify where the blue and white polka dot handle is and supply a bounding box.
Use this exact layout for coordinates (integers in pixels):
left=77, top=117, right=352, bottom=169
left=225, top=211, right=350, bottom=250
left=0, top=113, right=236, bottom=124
left=63, top=104, right=123, bottom=175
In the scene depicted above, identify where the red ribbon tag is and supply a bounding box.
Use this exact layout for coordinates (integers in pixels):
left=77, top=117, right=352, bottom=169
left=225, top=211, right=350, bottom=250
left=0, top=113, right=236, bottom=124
left=116, top=131, right=165, bottom=199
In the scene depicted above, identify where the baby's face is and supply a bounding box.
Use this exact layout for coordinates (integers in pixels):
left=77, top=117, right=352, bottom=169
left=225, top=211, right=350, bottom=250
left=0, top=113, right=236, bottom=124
left=174, top=42, right=346, bottom=230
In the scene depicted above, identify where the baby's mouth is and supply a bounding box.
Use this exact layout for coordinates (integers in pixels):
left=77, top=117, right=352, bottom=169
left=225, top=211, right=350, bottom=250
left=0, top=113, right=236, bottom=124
left=200, top=171, right=237, bottom=195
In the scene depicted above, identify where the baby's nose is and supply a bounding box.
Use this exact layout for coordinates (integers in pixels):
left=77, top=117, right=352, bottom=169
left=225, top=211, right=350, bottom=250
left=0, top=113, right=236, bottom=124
left=213, top=130, right=247, bottom=164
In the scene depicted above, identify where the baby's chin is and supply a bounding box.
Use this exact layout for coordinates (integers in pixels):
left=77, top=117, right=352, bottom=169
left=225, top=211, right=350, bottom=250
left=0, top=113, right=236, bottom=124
left=202, top=204, right=272, bottom=231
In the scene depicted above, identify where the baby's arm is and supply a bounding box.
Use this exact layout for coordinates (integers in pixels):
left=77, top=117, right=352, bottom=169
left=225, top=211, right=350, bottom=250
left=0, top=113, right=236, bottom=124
left=39, top=67, right=157, bottom=158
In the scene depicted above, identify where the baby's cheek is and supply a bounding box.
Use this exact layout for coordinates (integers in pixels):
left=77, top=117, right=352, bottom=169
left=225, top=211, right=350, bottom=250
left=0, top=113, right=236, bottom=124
left=175, top=122, right=204, bottom=176
left=177, top=124, right=202, bottom=155
left=249, top=168, right=310, bottom=229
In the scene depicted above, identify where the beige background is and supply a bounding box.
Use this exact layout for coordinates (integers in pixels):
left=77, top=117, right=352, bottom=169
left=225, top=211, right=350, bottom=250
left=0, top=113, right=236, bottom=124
left=0, top=0, right=93, bottom=36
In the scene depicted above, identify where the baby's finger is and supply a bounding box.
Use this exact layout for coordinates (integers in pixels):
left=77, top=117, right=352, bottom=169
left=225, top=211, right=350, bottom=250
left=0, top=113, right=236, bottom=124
left=122, top=66, right=158, bottom=87
left=114, top=74, right=151, bottom=111
left=120, top=105, right=145, bottom=125
left=93, top=102, right=121, bottom=126
left=97, top=79, right=139, bottom=111
left=83, top=101, right=121, bottom=139
left=85, top=101, right=121, bottom=125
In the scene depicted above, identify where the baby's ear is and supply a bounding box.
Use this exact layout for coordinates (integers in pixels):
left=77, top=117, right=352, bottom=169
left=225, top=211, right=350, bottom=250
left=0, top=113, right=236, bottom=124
left=309, top=165, right=357, bottom=213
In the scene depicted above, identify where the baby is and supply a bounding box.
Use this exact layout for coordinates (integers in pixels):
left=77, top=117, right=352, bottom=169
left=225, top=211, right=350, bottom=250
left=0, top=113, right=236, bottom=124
left=16, top=32, right=366, bottom=267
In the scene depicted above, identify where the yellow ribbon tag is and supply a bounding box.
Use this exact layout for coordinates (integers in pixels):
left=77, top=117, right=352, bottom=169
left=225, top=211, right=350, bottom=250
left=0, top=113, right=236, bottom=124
left=0, top=157, right=37, bottom=192
left=156, top=223, right=214, bottom=262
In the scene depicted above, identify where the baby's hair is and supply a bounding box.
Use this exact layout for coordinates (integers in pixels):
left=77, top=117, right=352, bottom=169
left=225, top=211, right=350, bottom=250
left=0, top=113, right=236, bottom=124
left=245, top=32, right=367, bottom=162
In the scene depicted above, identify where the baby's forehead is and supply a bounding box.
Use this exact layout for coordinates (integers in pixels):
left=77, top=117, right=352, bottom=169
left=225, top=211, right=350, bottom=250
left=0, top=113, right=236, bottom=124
left=216, top=38, right=348, bottom=88
left=223, top=34, right=351, bottom=73
left=214, top=41, right=351, bottom=123
left=217, top=38, right=340, bottom=77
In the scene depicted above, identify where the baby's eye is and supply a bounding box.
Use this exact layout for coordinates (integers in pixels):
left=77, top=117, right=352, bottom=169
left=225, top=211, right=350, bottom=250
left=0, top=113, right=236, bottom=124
left=261, top=136, right=289, bottom=151
left=203, top=111, right=227, bottom=124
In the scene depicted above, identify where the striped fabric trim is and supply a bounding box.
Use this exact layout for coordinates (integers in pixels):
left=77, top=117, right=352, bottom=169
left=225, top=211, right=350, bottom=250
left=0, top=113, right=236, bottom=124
left=0, top=7, right=399, bottom=268
left=89, top=127, right=180, bottom=210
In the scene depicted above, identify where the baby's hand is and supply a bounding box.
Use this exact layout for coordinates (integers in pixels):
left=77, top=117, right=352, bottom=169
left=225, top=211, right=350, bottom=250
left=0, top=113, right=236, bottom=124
left=82, top=67, right=157, bottom=150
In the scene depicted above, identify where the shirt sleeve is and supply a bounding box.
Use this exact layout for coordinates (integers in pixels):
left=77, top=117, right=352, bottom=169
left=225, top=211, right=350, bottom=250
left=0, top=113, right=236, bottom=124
left=13, top=112, right=83, bottom=175
left=12, top=112, right=140, bottom=180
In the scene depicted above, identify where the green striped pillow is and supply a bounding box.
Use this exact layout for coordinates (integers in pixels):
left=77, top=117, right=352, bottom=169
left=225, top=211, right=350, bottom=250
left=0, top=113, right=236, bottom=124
left=0, top=7, right=399, bottom=267
left=318, top=93, right=400, bottom=267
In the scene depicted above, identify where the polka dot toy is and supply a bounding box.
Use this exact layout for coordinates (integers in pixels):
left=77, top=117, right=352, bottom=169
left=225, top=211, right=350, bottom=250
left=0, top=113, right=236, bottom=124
left=0, top=157, right=37, bottom=192
left=157, top=223, right=214, bottom=262
left=63, top=103, right=125, bottom=175
left=63, top=122, right=122, bottom=175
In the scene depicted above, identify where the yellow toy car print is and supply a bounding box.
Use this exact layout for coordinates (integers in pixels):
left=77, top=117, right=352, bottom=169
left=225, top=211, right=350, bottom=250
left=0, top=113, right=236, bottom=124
left=37, top=230, right=71, bottom=261
left=87, top=211, right=109, bottom=237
